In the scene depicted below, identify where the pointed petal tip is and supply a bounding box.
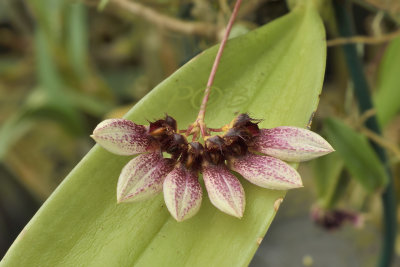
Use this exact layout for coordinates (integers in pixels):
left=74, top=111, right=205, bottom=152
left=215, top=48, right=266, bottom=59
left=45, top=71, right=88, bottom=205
left=327, top=143, right=335, bottom=153
left=293, top=180, right=304, bottom=188
left=116, top=193, right=131, bottom=204
left=116, top=194, right=133, bottom=204
left=116, top=193, right=129, bottom=204
left=280, top=175, right=303, bottom=189
left=171, top=213, right=188, bottom=222
left=232, top=209, right=244, bottom=219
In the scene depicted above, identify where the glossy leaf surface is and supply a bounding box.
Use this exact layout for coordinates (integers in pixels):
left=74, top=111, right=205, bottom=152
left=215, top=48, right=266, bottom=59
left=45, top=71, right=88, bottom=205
left=1, top=3, right=326, bottom=267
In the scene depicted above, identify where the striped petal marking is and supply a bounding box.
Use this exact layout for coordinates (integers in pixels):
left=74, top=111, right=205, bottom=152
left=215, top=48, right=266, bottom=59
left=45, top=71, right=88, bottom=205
left=228, top=153, right=303, bottom=190
left=163, top=165, right=202, bottom=222
left=253, top=127, right=334, bottom=162
left=117, top=152, right=174, bottom=203
left=91, top=119, right=153, bottom=155
left=203, top=164, right=245, bottom=218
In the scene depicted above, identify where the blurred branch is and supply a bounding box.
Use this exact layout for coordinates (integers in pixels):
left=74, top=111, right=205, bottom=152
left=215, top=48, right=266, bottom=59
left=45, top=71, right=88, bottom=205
left=358, top=127, right=400, bottom=162
left=352, top=0, right=400, bottom=24
left=354, top=110, right=400, bottom=160
left=358, top=108, right=376, bottom=125
left=109, top=0, right=218, bottom=37
left=327, top=28, right=400, bottom=46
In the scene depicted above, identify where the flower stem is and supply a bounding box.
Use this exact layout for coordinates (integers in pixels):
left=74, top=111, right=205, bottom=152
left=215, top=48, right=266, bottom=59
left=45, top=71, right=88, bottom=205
left=333, top=2, right=396, bottom=267
left=195, top=0, right=243, bottom=137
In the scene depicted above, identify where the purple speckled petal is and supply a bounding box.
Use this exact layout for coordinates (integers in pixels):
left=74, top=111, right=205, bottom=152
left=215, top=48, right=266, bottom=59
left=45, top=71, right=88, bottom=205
left=91, top=119, right=153, bottom=155
left=163, top=165, right=202, bottom=222
left=203, top=164, right=245, bottom=218
left=228, top=153, right=303, bottom=190
left=253, top=127, right=334, bottom=162
left=117, top=152, right=174, bottom=203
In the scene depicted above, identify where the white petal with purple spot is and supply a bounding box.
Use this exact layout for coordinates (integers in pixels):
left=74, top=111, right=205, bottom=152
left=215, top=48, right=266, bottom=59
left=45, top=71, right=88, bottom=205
left=229, top=153, right=302, bottom=190
left=92, top=119, right=152, bottom=155
left=253, top=127, right=334, bottom=162
left=203, top=164, right=245, bottom=218
left=117, top=152, right=173, bottom=202
left=163, top=165, right=202, bottom=222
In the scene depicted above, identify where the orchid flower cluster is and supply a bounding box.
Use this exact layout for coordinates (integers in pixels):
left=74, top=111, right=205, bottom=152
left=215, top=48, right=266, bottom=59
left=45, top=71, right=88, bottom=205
left=91, top=113, right=334, bottom=222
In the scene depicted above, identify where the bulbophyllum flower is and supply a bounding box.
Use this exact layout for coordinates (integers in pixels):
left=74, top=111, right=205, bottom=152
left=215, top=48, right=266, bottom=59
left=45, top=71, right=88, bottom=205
left=91, top=114, right=334, bottom=222
left=225, top=114, right=334, bottom=191
left=91, top=118, right=176, bottom=203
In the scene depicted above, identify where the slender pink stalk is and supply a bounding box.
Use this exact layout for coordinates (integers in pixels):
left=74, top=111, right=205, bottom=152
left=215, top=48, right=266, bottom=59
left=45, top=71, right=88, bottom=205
left=196, top=0, right=243, bottom=137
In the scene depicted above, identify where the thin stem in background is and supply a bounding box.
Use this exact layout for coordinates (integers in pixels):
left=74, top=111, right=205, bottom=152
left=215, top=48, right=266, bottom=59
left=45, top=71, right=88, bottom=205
left=327, top=28, right=400, bottom=46
left=333, top=1, right=396, bottom=267
left=196, top=0, right=243, bottom=137
left=109, top=0, right=217, bottom=37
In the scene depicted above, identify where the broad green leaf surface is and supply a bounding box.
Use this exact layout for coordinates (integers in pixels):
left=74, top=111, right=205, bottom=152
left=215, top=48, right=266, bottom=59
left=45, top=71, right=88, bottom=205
left=375, top=36, right=400, bottom=126
left=1, top=3, right=326, bottom=267
left=324, top=118, right=387, bottom=193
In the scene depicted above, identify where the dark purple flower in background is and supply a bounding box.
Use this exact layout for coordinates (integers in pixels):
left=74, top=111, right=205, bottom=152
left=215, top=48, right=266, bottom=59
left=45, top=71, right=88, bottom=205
left=311, top=205, right=364, bottom=230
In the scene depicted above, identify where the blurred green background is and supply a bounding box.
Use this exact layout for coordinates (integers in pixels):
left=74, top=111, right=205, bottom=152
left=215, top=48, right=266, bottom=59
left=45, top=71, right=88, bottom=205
left=1, top=0, right=400, bottom=266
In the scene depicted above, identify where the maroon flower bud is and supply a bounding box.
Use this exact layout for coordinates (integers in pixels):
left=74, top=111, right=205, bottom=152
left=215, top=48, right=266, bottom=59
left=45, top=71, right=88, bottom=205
left=204, top=135, right=226, bottom=165
left=231, top=113, right=261, bottom=137
left=148, top=115, right=177, bottom=138
left=164, top=115, right=177, bottom=132
left=165, top=133, right=188, bottom=158
left=185, top=142, right=204, bottom=170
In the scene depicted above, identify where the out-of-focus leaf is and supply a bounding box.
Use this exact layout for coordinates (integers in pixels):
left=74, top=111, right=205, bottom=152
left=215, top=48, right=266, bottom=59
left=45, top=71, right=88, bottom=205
left=67, top=2, right=88, bottom=79
left=66, top=90, right=113, bottom=117
left=324, top=118, right=387, bottom=192
left=312, top=151, right=344, bottom=209
left=0, top=114, right=33, bottom=160
left=35, top=27, right=85, bottom=135
left=375, top=36, right=400, bottom=126
left=1, top=2, right=326, bottom=266
left=98, top=0, right=110, bottom=11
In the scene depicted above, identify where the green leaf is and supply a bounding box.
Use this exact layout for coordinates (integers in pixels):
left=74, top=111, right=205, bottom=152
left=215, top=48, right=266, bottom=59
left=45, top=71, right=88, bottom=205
left=312, top=151, right=344, bottom=209
left=97, top=0, right=110, bottom=11
left=1, top=3, right=326, bottom=266
left=375, top=36, right=400, bottom=126
left=35, top=27, right=84, bottom=135
left=66, top=2, right=89, bottom=79
left=324, top=118, right=387, bottom=193
left=0, top=114, right=34, bottom=160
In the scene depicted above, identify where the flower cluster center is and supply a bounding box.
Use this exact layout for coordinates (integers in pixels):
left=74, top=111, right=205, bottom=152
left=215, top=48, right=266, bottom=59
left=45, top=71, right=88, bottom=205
left=148, top=114, right=261, bottom=170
